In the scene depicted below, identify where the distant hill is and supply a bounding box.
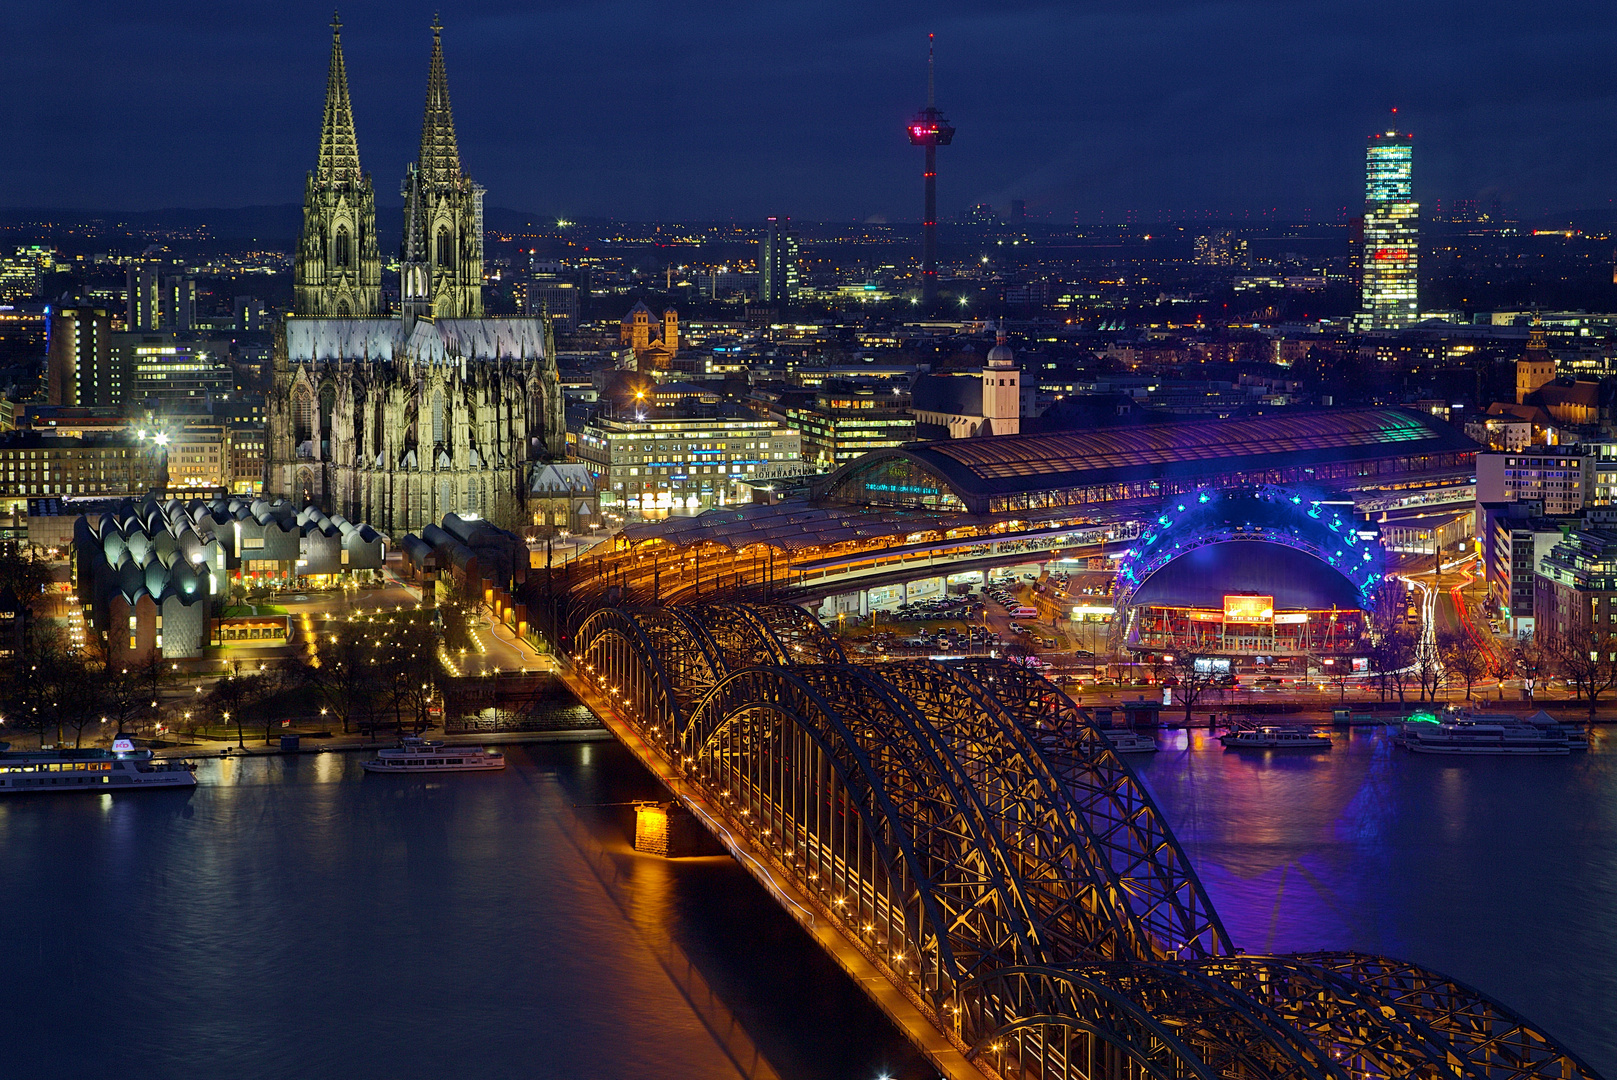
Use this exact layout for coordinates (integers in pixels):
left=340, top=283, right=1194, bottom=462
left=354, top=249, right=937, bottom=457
left=0, top=203, right=564, bottom=252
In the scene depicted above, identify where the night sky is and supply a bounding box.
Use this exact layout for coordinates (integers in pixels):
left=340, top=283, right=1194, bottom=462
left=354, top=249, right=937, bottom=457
left=4, top=1, right=1613, bottom=222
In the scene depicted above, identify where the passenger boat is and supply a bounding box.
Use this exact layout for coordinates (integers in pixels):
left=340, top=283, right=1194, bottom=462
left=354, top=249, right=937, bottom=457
left=1102, top=728, right=1159, bottom=754
left=0, top=736, right=198, bottom=794
left=361, top=736, right=506, bottom=773
left=1396, top=716, right=1573, bottom=755
left=1220, top=726, right=1333, bottom=750
left=1520, top=709, right=1590, bottom=751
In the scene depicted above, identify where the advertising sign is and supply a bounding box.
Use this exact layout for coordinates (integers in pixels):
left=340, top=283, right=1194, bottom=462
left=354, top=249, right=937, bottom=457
left=1223, top=595, right=1275, bottom=622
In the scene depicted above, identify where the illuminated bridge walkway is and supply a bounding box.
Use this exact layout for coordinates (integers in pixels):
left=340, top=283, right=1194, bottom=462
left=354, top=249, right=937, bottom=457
left=564, top=602, right=1599, bottom=1080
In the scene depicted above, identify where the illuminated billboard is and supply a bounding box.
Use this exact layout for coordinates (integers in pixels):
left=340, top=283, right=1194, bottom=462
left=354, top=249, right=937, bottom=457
left=1223, top=595, right=1274, bottom=622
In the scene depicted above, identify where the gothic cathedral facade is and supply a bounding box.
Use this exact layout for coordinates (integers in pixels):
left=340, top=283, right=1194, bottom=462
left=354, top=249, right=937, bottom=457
left=267, top=19, right=564, bottom=536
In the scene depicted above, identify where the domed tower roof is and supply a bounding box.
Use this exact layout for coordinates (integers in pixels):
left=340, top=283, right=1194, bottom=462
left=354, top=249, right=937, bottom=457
left=986, top=319, right=1015, bottom=368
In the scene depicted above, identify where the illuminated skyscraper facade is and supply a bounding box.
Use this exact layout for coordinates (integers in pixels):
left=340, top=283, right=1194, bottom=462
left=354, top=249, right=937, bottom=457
left=1360, top=129, right=1418, bottom=329
left=759, top=217, right=800, bottom=307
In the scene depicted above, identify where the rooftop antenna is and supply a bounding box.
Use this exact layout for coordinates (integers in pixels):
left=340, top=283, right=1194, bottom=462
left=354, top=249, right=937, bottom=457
left=927, top=33, right=935, bottom=108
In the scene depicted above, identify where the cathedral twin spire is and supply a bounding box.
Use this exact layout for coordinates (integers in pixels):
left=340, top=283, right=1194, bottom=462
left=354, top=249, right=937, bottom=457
left=417, top=17, right=463, bottom=188
left=297, top=14, right=481, bottom=321
left=316, top=14, right=362, bottom=186
left=401, top=14, right=483, bottom=322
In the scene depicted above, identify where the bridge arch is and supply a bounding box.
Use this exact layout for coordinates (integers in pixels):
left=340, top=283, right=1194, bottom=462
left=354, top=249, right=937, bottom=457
left=575, top=607, right=724, bottom=735
left=567, top=602, right=1600, bottom=1080
left=962, top=953, right=1602, bottom=1080
left=687, top=602, right=846, bottom=670
left=951, top=660, right=1230, bottom=961
left=682, top=664, right=1046, bottom=1006
left=877, top=661, right=1227, bottom=965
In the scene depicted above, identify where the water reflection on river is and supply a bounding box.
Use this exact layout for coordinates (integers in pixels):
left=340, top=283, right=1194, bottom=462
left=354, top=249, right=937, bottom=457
left=2, top=727, right=1611, bottom=1078
left=1133, top=725, right=1617, bottom=1076
left=0, top=743, right=923, bottom=1080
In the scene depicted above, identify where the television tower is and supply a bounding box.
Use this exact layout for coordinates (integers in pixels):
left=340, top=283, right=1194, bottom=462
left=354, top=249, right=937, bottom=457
left=907, top=35, right=954, bottom=304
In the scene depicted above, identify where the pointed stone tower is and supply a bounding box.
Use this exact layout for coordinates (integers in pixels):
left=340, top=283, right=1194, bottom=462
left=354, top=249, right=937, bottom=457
left=294, top=13, right=382, bottom=317
left=401, top=16, right=484, bottom=324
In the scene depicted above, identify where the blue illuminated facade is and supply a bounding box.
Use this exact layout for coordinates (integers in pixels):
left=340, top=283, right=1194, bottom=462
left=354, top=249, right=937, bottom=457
left=1115, top=486, right=1384, bottom=660
left=1116, top=485, right=1384, bottom=602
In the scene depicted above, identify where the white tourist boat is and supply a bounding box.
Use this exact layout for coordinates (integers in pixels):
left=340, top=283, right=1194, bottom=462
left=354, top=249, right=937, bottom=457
left=0, top=736, right=197, bottom=794
left=1103, top=728, right=1159, bottom=754
left=1220, top=726, right=1333, bottom=750
left=1396, top=717, right=1572, bottom=756
left=1521, top=710, right=1591, bottom=751
left=362, top=736, right=506, bottom=773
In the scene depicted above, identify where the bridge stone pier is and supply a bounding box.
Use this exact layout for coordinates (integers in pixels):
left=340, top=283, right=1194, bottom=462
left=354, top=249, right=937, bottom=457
left=563, top=601, right=1600, bottom=1080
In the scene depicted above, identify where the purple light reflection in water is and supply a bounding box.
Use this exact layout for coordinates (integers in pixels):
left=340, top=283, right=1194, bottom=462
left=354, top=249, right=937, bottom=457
left=1132, top=725, right=1617, bottom=1076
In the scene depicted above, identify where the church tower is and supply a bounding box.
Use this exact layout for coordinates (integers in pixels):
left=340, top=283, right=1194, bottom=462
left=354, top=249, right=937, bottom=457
left=294, top=14, right=382, bottom=317
left=981, top=320, right=1020, bottom=436
left=401, top=18, right=484, bottom=324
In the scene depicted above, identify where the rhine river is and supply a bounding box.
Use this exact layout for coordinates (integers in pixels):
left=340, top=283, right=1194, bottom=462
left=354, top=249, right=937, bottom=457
left=2, top=726, right=1613, bottom=1079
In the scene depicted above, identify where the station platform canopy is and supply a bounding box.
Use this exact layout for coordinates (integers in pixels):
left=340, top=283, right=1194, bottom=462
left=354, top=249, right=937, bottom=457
left=619, top=502, right=971, bottom=552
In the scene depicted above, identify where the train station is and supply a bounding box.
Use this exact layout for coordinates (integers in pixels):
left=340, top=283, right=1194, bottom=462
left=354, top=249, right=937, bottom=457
left=589, top=407, right=1469, bottom=620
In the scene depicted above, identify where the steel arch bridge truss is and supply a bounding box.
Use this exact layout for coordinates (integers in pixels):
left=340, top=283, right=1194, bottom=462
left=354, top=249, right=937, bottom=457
left=571, top=603, right=1599, bottom=1080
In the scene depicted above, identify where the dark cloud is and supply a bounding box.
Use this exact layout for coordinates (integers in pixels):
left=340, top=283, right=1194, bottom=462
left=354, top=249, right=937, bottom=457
left=1, top=0, right=1611, bottom=220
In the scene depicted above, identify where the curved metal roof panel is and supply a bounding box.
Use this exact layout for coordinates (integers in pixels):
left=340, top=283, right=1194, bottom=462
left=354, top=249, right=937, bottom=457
left=897, top=407, right=1475, bottom=500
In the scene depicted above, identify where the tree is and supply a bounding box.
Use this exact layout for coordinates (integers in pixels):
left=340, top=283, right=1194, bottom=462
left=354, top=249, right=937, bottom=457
left=59, top=660, right=110, bottom=749
left=209, top=667, right=267, bottom=749
left=133, top=654, right=167, bottom=717
left=1164, top=652, right=1219, bottom=724
left=1412, top=639, right=1446, bottom=703
left=1439, top=628, right=1490, bottom=702
left=1364, top=581, right=1417, bottom=703
left=0, top=544, right=54, bottom=612
left=379, top=621, right=441, bottom=734
left=1510, top=632, right=1548, bottom=704
left=1311, top=653, right=1351, bottom=702
left=438, top=602, right=475, bottom=655
left=0, top=628, right=71, bottom=746
left=94, top=666, right=147, bottom=742
left=1546, top=631, right=1617, bottom=717
left=256, top=661, right=297, bottom=745
left=296, top=622, right=374, bottom=734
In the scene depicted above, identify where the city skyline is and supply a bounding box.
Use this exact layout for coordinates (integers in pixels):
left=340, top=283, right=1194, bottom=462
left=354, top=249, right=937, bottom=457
left=5, top=1, right=1617, bottom=222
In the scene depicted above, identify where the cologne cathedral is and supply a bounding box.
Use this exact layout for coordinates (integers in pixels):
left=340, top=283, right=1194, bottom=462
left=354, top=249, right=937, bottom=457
left=266, top=18, right=564, bottom=535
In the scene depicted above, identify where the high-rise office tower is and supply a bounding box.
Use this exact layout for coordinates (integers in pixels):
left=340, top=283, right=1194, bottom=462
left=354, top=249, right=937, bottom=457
left=759, top=217, right=800, bottom=307
left=46, top=305, right=123, bottom=407
left=906, top=35, right=953, bottom=305
left=234, top=296, right=267, bottom=332
left=163, top=274, right=195, bottom=331
left=1193, top=230, right=1247, bottom=267
left=1360, top=127, right=1418, bottom=329
left=125, top=262, right=195, bottom=331
left=126, top=265, right=160, bottom=330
